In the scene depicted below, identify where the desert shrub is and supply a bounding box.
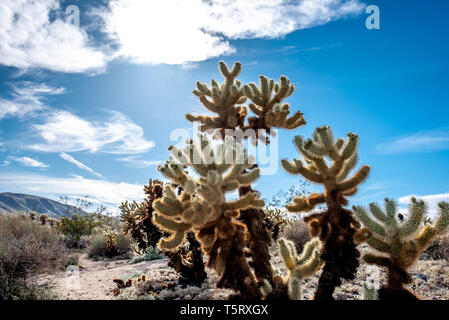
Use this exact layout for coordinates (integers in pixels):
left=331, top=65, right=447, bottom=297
left=128, top=246, right=164, bottom=264
left=0, top=215, right=75, bottom=300
left=58, top=213, right=103, bottom=249
left=423, top=235, right=449, bottom=260
left=280, top=219, right=311, bottom=253
left=87, top=233, right=132, bottom=260
left=264, top=207, right=287, bottom=241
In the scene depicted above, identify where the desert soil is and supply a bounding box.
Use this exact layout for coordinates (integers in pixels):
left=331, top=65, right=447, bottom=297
left=36, top=255, right=171, bottom=300
left=36, top=248, right=449, bottom=300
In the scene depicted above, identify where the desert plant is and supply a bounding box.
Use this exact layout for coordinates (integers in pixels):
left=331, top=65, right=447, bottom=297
left=87, top=232, right=132, bottom=260
left=281, top=125, right=370, bottom=300
left=263, top=238, right=323, bottom=300
left=353, top=198, right=449, bottom=300
left=28, top=211, right=36, bottom=221
left=179, top=61, right=307, bottom=296
left=186, top=61, right=305, bottom=144
left=38, top=214, right=48, bottom=225
left=153, top=134, right=265, bottom=298
left=128, top=246, right=164, bottom=264
left=263, top=207, right=287, bottom=241
left=58, top=212, right=102, bottom=248
left=120, top=179, right=164, bottom=253
left=164, top=232, right=207, bottom=286
left=281, top=219, right=311, bottom=253
left=423, top=234, right=449, bottom=260
left=120, top=179, right=207, bottom=286
left=0, top=215, right=74, bottom=300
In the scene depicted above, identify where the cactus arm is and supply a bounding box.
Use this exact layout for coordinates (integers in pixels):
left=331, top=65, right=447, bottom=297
left=287, top=277, right=302, bottom=300
left=415, top=202, right=449, bottom=248
left=353, top=206, right=386, bottom=237
left=159, top=231, right=186, bottom=250
left=369, top=203, right=389, bottom=223
left=281, top=159, right=302, bottom=175
left=336, top=165, right=370, bottom=192
left=398, top=198, right=426, bottom=237
left=362, top=254, right=390, bottom=267
left=152, top=213, right=191, bottom=232
left=365, top=236, right=391, bottom=253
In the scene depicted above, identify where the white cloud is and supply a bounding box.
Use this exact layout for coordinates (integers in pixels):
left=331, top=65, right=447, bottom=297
left=29, top=110, right=155, bottom=154
left=0, top=0, right=106, bottom=73
left=0, top=0, right=364, bottom=72
left=0, top=160, right=10, bottom=167
left=98, top=0, right=364, bottom=65
left=0, top=82, right=64, bottom=119
left=116, top=155, right=162, bottom=168
left=0, top=173, right=145, bottom=208
left=9, top=156, right=49, bottom=168
left=375, top=128, right=449, bottom=154
left=59, top=152, right=103, bottom=178
left=399, top=193, right=449, bottom=219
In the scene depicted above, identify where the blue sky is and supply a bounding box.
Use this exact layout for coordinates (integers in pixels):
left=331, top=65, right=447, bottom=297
left=0, top=0, right=448, bottom=215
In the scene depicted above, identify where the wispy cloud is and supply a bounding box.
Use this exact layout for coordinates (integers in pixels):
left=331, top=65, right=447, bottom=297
left=28, top=110, right=155, bottom=154
left=8, top=156, right=49, bottom=168
left=0, top=173, right=145, bottom=207
left=375, top=128, right=449, bottom=154
left=398, top=193, right=449, bottom=219
left=0, top=82, right=65, bottom=119
left=116, top=156, right=162, bottom=168
left=98, top=0, right=364, bottom=65
left=0, top=0, right=106, bottom=73
left=0, top=160, right=10, bottom=167
left=59, top=152, right=103, bottom=178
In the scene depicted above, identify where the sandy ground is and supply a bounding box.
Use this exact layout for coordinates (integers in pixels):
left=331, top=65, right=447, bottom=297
left=36, top=247, right=449, bottom=300
left=36, top=255, right=172, bottom=300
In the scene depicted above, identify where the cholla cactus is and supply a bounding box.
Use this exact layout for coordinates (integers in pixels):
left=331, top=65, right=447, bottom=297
left=281, top=125, right=370, bottom=300
left=120, top=200, right=148, bottom=252
left=185, top=61, right=305, bottom=144
left=103, top=228, right=118, bottom=257
left=38, top=214, right=48, bottom=225
left=153, top=134, right=265, bottom=298
left=242, top=74, right=306, bottom=144
left=263, top=238, right=323, bottom=300
left=353, top=198, right=449, bottom=300
left=119, top=179, right=164, bottom=253
left=29, top=210, right=36, bottom=221
left=186, top=61, right=247, bottom=135
left=282, top=126, right=370, bottom=213
left=154, top=134, right=264, bottom=250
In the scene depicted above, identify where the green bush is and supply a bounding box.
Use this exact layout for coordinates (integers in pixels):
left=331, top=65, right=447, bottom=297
left=0, top=215, right=75, bottom=300
left=58, top=213, right=103, bottom=249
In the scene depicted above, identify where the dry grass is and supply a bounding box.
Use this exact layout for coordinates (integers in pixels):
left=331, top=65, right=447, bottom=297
left=0, top=215, right=76, bottom=299
left=280, top=219, right=311, bottom=252
left=87, top=233, right=133, bottom=260
left=423, top=235, right=449, bottom=260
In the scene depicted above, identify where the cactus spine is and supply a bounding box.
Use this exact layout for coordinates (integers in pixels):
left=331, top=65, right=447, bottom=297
left=353, top=198, right=449, bottom=300
left=281, top=125, right=370, bottom=300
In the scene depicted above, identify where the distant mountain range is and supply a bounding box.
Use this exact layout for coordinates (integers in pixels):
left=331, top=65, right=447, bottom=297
left=0, top=192, right=83, bottom=218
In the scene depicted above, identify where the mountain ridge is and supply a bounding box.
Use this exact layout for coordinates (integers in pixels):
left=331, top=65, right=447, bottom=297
left=0, top=192, right=85, bottom=217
